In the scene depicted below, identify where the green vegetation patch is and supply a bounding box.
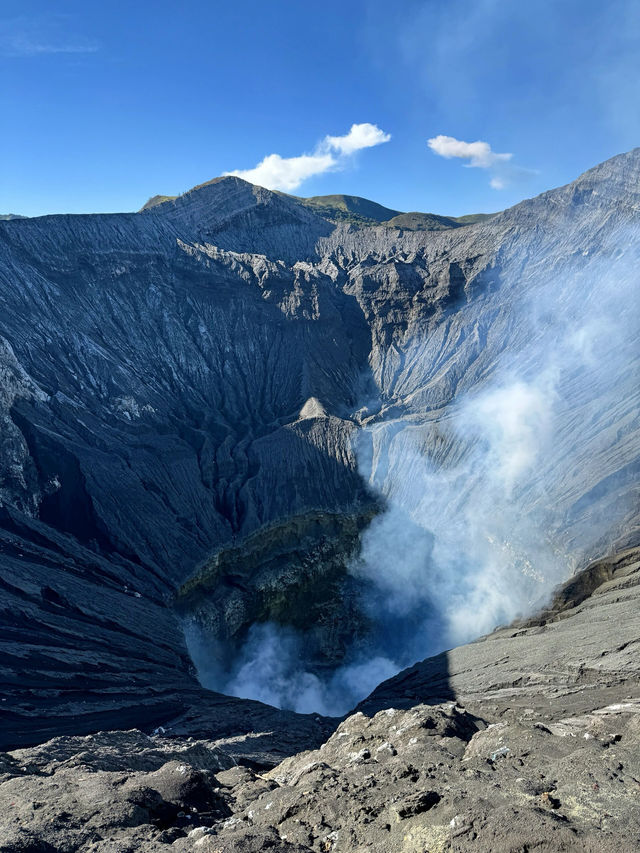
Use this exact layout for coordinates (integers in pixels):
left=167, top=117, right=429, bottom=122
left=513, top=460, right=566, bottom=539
left=139, top=194, right=178, bottom=212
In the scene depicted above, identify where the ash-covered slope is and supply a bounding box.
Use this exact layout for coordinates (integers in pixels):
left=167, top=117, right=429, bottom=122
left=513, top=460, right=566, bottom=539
left=0, top=151, right=639, bottom=746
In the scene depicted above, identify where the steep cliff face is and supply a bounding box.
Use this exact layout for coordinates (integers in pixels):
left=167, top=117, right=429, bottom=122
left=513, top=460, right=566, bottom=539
left=0, top=151, right=638, bottom=744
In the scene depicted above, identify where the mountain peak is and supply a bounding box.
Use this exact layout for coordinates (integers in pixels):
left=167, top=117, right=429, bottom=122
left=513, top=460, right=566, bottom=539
left=140, top=174, right=332, bottom=261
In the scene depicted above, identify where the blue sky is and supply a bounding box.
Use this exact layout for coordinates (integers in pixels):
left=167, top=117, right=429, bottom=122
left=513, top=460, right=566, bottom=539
left=1, top=0, right=638, bottom=217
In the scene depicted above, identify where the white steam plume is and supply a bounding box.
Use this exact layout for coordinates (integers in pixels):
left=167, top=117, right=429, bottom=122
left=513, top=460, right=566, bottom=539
left=354, top=230, right=639, bottom=651
left=187, top=227, right=640, bottom=716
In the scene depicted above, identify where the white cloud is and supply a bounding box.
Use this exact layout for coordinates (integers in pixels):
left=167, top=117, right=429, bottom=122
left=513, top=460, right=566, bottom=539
left=428, top=134, right=512, bottom=168
left=224, top=122, right=391, bottom=192
left=223, top=152, right=335, bottom=193
left=325, top=123, right=391, bottom=156
left=426, top=134, right=532, bottom=190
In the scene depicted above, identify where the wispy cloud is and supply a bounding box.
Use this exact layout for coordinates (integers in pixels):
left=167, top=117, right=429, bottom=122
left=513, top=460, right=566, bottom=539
left=0, top=17, right=99, bottom=58
left=224, top=123, right=391, bottom=191
left=428, top=134, right=533, bottom=189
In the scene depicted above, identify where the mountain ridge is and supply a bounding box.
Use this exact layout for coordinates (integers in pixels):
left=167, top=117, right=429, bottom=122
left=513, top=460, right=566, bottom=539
left=138, top=182, right=496, bottom=231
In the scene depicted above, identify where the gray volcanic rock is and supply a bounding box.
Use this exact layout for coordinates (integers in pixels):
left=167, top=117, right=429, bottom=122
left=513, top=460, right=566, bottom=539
left=1, top=550, right=639, bottom=852
left=143, top=177, right=335, bottom=261
left=0, top=149, right=639, bottom=748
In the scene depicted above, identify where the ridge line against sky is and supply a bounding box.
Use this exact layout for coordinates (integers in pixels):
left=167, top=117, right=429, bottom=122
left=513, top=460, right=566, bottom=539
left=1, top=0, right=638, bottom=217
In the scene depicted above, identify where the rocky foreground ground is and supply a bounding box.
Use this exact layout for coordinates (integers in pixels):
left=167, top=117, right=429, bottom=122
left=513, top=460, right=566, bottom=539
left=2, top=548, right=639, bottom=852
